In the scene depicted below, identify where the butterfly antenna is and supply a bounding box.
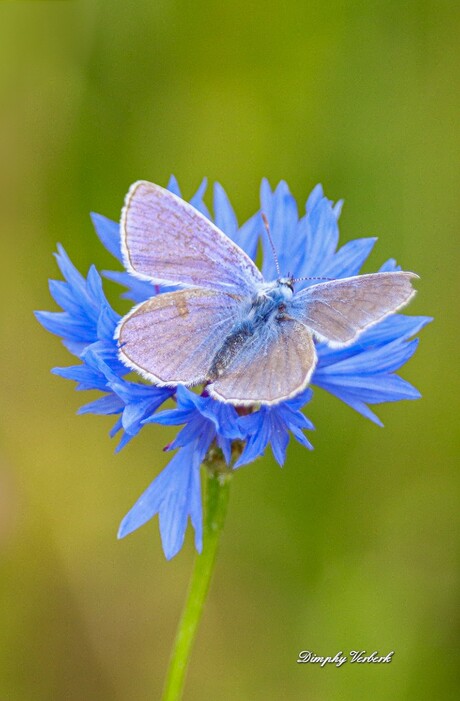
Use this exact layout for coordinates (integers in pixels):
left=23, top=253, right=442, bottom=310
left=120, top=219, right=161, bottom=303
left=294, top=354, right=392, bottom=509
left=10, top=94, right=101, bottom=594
left=261, top=212, right=281, bottom=277
left=291, top=276, right=334, bottom=283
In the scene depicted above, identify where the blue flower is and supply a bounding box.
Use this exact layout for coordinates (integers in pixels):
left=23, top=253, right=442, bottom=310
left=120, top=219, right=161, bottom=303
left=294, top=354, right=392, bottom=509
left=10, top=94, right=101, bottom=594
left=37, top=177, right=430, bottom=558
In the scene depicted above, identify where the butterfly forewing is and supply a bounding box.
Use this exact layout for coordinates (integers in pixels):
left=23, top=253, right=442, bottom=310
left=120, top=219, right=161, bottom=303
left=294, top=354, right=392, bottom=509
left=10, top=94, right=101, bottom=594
left=117, top=288, right=242, bottom=386
left=122, top=181, right=263, bottom=295
left=292, top=271, right=418, bottom=346
left=208, top=320, right=317, bottom=406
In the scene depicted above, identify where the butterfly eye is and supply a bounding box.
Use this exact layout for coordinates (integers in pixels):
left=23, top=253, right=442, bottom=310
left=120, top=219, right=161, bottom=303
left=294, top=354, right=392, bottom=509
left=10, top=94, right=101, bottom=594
left=278, top=277, right=294, bottom=291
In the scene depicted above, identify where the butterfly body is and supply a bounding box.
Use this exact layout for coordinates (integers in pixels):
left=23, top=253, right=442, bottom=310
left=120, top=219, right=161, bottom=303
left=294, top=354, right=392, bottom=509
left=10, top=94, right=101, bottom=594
left=117, top=181, right=418, bottom=406
left=207, top=278, right=295, bottom=381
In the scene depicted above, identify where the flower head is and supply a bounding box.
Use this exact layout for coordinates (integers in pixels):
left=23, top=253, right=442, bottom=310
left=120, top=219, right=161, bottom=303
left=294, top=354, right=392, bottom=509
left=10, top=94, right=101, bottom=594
left=37, top=177, right=430, bottom=558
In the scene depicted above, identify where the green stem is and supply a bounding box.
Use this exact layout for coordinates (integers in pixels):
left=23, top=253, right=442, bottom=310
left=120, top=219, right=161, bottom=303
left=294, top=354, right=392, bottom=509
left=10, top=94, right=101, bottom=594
left=161, top=466, right=232, bottom=701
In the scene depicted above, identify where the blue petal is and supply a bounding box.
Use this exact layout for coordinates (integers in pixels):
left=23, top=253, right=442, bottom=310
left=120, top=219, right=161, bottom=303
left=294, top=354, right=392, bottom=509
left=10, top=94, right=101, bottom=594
left=82, top=345, right=121, bottom=381
left=148, top=408, right=194, bottom=426
left=321, top=237, right=377, bottom=278
left=35, top=311, right=95, bottom=344
left=196, top=396, right=244, bottom=440
left=317, top=316, right=431, bottom=366
left=91, top=213, right=122, bottom=262
left=261, top=180, right=299, bottom=280
left=235, top=388, right=314, bottom=467
left=306, top=184, right=324, bottom=211
left=236, top=211, right=261, bottom=261
left=214, top=181, right=260, bottom=260
left=316, top=338, right=419, bottom=378
left=289, top=424, right=314, bottom=449
left=360, top=314, right=432, bottom=346
left=379, top=258, right=401, bottom=272
left=159, top=449, right=203, bottom=559
left=102, top=270, right=158, bottom=303
left=236, top=410, right=274, bottom=467
left=283, top=386, right=313, bottom=411
left=333, top=200, right=344, bottom=219
left=48, top=279, right=87, bottom=318
left=167, top=175, right=181, bottom=197
left=52, top=364, right=108, bottom=391
left=216, top=434, right=232, bottom=464
left=36, top=250, right=121, bottom=362
left=301, top=198, right=339, bottom=275
left=213, top=182, right=238, bottom=240
left=122, top=396, right=167, bottom=435
left=78, top=394, right=124, bottom=416
left=190, top=179, right=211, bottom=219
left=269, top=416, right=290, bottom=465
left=118, top=439, right=204, bottom=559
left=54, top=244, right=91, bottom=303
left=316, top=373, right=421, bottom=405
left=171, top=415, right=214, bottom=449
left=97, top=301, right=120, bottom=341
left=277, top=402, right=315, bottom=431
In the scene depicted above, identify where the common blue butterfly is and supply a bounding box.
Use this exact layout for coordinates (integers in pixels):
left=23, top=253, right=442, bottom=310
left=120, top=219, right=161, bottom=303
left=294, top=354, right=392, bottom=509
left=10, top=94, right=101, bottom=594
left=116, top=181, right=418, bottom=406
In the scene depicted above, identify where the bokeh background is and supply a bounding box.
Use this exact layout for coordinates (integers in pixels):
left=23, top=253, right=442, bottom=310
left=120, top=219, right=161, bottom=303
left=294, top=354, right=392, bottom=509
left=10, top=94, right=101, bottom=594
left=1, top=1, right=458, bottom=699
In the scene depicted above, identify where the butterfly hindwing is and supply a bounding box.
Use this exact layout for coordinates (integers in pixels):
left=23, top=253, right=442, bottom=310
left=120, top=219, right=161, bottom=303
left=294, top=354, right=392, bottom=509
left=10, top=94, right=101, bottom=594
left=116, top=288, right=242, bottom=386
left=208, top=319, right=317, bottom=406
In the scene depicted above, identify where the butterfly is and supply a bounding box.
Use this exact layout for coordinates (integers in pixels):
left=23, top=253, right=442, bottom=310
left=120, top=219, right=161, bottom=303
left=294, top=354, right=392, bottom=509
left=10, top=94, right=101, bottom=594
left=116, top=181, right=418, bottom=406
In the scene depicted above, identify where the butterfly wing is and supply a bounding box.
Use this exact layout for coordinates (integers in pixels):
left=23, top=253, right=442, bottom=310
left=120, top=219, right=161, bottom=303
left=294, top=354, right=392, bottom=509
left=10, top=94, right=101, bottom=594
left=122, top=181, right=263, bottom=295
left=207, top=319, right=317, bottom=406
left=116, top=288, right=242, bottom=385
left=291, top=271, right=418, bottom=346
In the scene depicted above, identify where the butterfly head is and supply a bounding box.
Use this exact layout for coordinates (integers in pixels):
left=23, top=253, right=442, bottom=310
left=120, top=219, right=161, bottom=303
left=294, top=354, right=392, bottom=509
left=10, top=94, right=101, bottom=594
left=277, top=276, right=295, bottom=292
left=255, top=277, right=294, bottom=304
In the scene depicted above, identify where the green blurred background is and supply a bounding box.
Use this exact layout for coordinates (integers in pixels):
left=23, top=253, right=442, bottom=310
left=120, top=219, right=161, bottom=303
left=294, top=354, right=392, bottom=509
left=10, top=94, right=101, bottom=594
left=1, top=1, right=458, bottom=699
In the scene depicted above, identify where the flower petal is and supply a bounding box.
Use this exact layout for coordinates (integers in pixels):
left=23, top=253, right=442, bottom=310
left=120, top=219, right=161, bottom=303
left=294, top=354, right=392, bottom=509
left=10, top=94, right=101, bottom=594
left=118, top=439, right=205, bottom=559
left=91, top=213, right=122, bottom=262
